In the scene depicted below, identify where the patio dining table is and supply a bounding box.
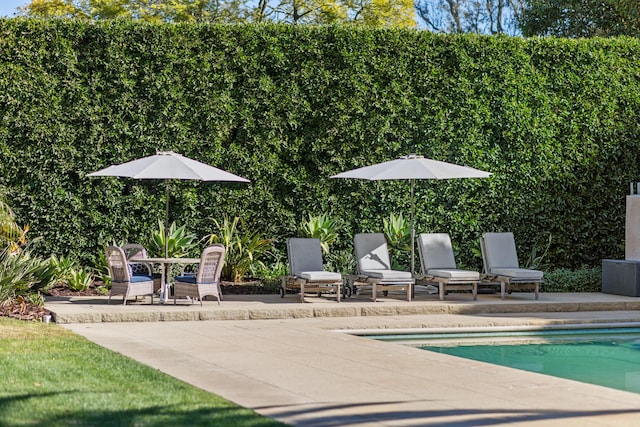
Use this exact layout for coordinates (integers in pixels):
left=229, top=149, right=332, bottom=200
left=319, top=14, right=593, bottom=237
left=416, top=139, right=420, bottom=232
left=139, top=257, right=201, bottom=304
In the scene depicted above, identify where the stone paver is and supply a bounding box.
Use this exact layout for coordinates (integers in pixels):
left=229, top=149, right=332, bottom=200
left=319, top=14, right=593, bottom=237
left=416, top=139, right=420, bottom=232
left=53, top=292, right=640, bottom=426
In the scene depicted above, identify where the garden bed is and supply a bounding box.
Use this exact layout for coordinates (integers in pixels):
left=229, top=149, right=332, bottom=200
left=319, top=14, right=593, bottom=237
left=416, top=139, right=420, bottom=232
left=0, top=301, right=51, bottom=321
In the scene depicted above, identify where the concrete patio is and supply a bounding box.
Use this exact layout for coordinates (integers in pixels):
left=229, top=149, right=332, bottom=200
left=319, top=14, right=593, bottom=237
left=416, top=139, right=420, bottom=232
left=47, top=292, right=640, bottom=426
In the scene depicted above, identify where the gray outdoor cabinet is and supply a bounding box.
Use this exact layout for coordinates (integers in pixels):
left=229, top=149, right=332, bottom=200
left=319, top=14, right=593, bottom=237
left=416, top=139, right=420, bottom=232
left=602, top=259, right=640, bottom=297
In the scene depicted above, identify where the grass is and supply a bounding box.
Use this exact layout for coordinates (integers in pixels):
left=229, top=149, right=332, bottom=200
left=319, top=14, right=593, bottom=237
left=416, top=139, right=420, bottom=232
left=0, top=318, right=286, bottom=427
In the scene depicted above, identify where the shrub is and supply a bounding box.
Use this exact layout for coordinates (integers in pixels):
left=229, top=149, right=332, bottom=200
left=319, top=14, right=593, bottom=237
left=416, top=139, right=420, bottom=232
left=1, top=21, right=640, bottom=273
left=542, top=267, right=602, bottom=293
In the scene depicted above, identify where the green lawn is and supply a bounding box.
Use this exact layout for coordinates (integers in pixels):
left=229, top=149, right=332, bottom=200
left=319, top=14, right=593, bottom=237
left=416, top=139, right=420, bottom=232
left=0, top=318, right=286, bottom=427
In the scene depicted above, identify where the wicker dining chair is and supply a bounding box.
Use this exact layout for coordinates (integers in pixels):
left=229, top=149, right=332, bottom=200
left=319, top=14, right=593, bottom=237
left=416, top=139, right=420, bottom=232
left=173, top=244, right=226, bottom=305
left=121, top=243, right=153, bottom=275
left=105, top=245, right=155, bottom=305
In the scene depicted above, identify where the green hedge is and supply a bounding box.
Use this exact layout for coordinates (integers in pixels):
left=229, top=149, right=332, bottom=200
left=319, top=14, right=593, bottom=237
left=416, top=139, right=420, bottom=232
left=1, top=19, right=640, bottom=270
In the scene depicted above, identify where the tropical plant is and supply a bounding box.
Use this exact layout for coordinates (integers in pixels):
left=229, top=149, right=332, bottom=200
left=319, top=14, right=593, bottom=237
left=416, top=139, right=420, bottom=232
left=382, top=213, right=412, bottom=270
left=203, top=216, right=272, bottom=282
left=383, top=213, right=411, bottom=253
left=0, top=247, right=58, bottom=305
left=300, top=213, right=341, bottom=254
left=149, top=220, right=197, bottom=258
left=90, top=249, right=112, bottom=287
left=66, top=267, right=94, bottom=292
left=524, top=234, right=552, bottom=270
left=49, top=255, right=78, bottom=284
left=0, top=195, right=29, bottom=254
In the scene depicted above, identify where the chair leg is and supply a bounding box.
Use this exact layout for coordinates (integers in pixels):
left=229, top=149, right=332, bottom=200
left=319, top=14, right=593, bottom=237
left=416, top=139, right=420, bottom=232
left=472, top=283, right=478, bottom=301
left=407, top=284, right=412, bottom=302
left=535, top=282, right=540, bottom=300
left=500, top=282, right=506, bottom=300
left=439, top=282, right=445, bottom=301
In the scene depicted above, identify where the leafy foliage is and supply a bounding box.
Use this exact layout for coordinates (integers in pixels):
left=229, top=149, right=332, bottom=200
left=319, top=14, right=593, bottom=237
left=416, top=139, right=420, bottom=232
left=0, top=195, right=29, bottom=253
left=1, top=21, right=640, bottom=274
left=0, top=248, right=57, bottom=305
left=20, top=0, right=417, bottom=26
left=203, top=216, right=272, bottom=282
left=300, top=213, right=340, bottom=254
left=149, top=221, right=198, bottom=258
left=520, top=0, right=640, bottom=37
left=65, top=267, right=94, bottom=292
left=542, top=267, right=602, bottom=293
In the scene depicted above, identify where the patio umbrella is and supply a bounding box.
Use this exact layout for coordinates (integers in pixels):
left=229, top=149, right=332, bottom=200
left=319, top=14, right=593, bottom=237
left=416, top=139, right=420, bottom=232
left=88, top=151, right=250, bottom=257
left=331, top=154, right=491, bottom=274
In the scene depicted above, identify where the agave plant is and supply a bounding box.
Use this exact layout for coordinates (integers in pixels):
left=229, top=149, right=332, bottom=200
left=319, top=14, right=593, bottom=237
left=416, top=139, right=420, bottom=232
left=383, top=212, right=411, bottom=253
left=149, top=220, right=197, bottom=258
left=66, top=268, right=94, bottom=292
left=203, top=216, right=272, bottom=283
left=383, top=212, right=412, bottom=270
left=300, top=213, right=340, bottom=254
left=0, top=247, right=58, bottom=305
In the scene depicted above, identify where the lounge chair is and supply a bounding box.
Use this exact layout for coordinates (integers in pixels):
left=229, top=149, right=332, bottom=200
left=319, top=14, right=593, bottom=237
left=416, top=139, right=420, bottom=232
left=105, top=245, right=155, bottom=305
left=281, top=238, right=343, bottom=302
left=352, top=233, right=414, bottom=302
left=173, top=244, right=226, bottom=305
left=416, top=233, right=479, bottom=300
left=480, top=232, right=543, bottom=299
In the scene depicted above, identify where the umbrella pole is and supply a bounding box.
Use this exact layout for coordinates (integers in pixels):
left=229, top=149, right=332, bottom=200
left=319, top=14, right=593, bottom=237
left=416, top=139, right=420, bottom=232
left=164, top=179, right=170, bottom=259
left=410, top=179, right=415, bottom=276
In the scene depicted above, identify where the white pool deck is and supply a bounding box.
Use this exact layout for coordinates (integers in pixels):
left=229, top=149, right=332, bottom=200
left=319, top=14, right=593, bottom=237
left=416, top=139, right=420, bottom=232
left=47, top=291, right=640, bottom=426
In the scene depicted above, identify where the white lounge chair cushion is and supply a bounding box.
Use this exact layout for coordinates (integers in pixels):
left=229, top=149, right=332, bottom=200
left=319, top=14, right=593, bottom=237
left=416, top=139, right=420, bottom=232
left=297, top=271, right=342, bottom=281
left=491, top=268, right=543, bottom=280
left=360, top=269, right=413, bottom=280
left=427, top=269, right=480, bottom=280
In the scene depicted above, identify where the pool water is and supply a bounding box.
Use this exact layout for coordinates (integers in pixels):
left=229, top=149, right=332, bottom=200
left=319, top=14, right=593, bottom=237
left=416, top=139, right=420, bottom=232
left=368, top=327, right=640, bottom=394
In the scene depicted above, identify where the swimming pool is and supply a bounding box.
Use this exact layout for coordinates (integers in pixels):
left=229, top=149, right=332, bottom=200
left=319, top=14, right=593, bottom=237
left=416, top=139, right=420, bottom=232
left=364, top=325, right=640, bottom=394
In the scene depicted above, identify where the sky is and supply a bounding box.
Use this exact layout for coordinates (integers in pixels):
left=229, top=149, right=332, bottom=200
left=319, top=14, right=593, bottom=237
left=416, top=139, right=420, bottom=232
left=0, top=0, right=29, bottom=17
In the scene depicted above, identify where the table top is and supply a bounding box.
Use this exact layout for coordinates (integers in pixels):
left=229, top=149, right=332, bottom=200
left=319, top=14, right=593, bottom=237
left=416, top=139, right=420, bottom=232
left=140, top=257, right=201, bottom=264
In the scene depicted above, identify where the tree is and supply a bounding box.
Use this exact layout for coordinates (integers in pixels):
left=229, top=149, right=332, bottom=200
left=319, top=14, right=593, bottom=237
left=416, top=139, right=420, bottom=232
left=519, top=0, right=640, bottom=37
left=414, top=0, right=524, bottom=34
left=20, top=0, right=417, bottom=26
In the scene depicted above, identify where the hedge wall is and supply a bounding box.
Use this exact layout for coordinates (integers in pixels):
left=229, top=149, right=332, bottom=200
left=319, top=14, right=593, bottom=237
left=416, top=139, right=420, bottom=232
left=1, top=19, right=640, bottom=270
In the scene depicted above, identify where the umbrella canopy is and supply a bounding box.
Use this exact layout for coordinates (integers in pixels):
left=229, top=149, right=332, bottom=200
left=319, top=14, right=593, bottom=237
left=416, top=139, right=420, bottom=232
left=88, top=151, right=250, bottom=257
left=331, top=154, right=491, bottom=273
left=88, top=151, right=251, bottom=181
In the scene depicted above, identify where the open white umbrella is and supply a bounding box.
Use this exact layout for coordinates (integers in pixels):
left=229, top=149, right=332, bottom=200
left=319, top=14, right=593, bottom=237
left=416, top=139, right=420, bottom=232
left=88, top=151, right=250, bottom=257
left=331, top=154, right=491, bottom=274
